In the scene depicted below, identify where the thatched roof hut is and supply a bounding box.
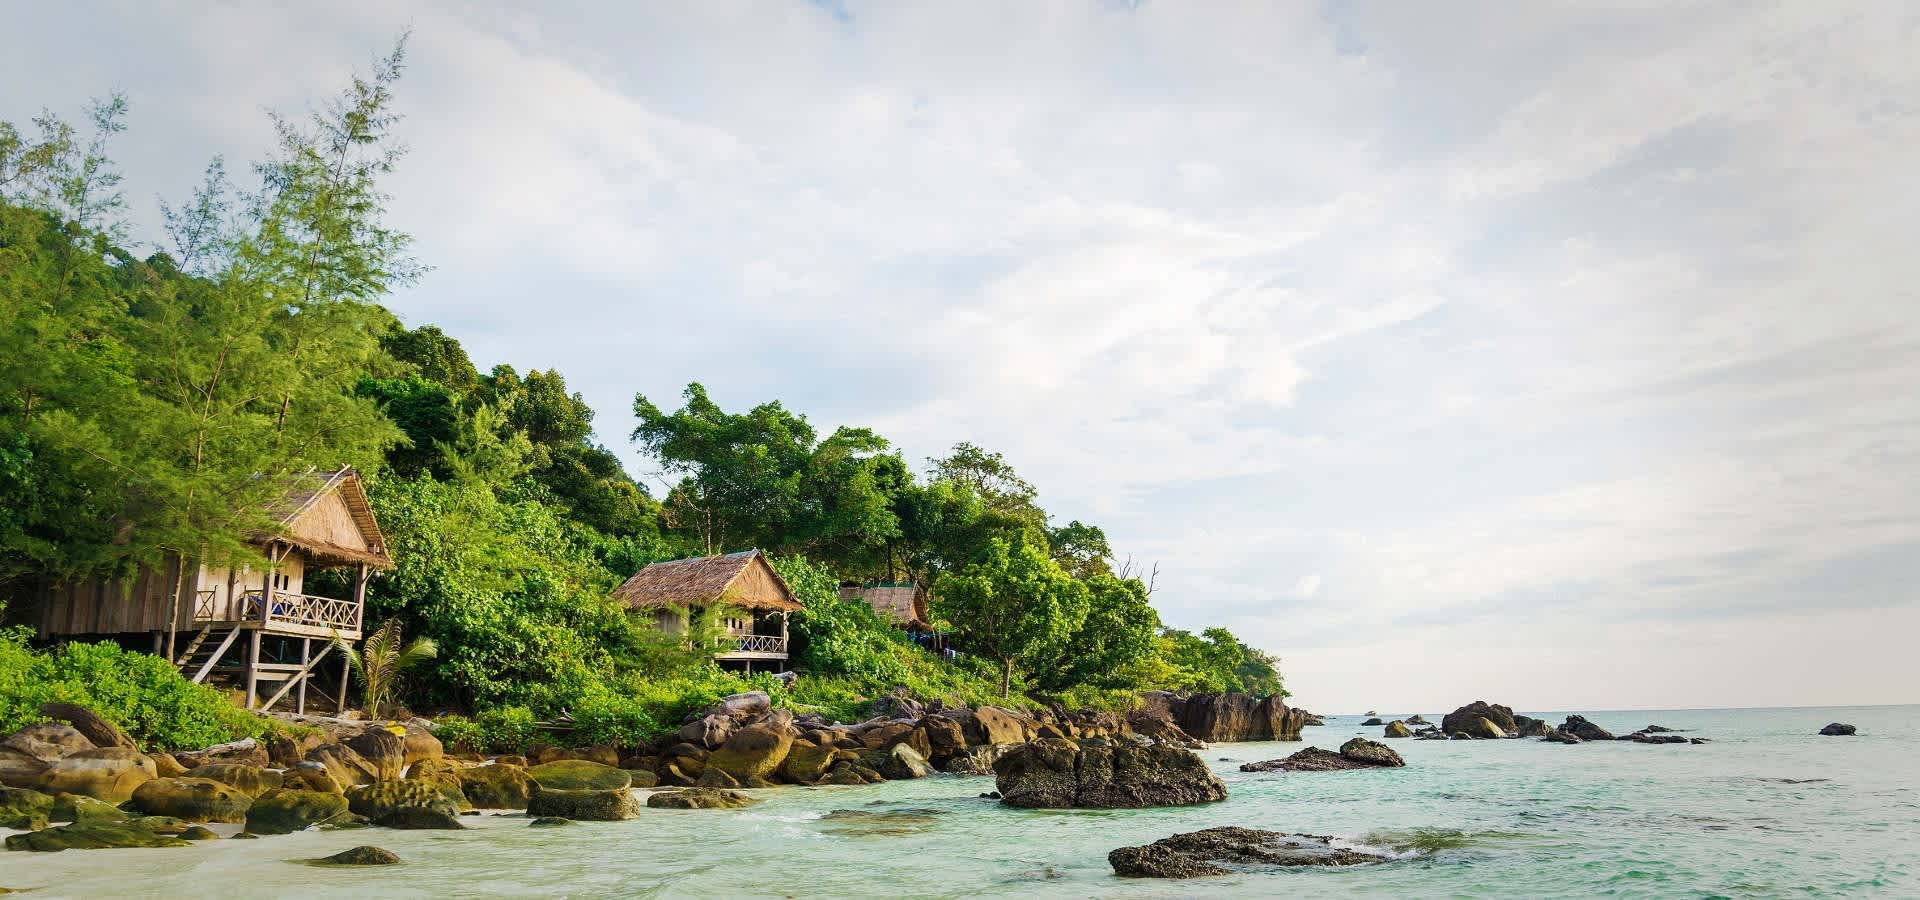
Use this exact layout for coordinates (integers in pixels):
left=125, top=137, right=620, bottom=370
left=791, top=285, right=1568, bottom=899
left=611, top=550, right=801, bottom=613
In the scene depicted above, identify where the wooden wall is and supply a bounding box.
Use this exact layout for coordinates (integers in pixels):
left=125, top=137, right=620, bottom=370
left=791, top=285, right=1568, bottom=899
left=34, top=555, right=192, bottom=638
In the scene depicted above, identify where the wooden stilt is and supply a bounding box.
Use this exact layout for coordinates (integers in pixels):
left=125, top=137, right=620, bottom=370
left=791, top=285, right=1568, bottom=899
left=338, top=652, right=352, bottom=716
left=296, top=638, right=311, bottom=715
left=245, top=629, right=262, bottom=710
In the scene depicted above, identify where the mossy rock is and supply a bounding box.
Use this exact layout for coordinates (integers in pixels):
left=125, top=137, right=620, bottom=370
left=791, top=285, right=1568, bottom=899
left=457, top=765, right=533, bottom=809
left=527, top=787, right=640, bottom=821
left=345, top=779, right=457, bottom=821
left=129, top=778, right=252, bottom=823
left=51, top=793, right=127, bottom=824
left=244, top=789, right=349, bottom=835
left=33, top=748, right=156, bottom=803
left=179, top=825, right=219, bottom=841
left=315, top=845, right=400, bottom=866
left=695, top=767, right=741, bottom=789
left=4, top=821, right=192, bottom=851
left=372, top=806, right=464, bottom=830
left=645, top=788, right=760, bottom=810
left=528, top=816, right=572, bottom=827
left=126, top=815, right=193, bottom=835
left=0, top=787, right=54, bottom=830
left=189, top=764, right=282, bottom=798
left=781, top=741, right=835, bottom=784
left=229, top=831, right=260, bottom=839
left=627, top=770, right=659, bottom=789
left=525, top=760, right=630, bottom=792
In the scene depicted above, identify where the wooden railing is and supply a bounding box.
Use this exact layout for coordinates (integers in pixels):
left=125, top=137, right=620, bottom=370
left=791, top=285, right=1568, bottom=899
left=238, top=589, right=364, bottom=635
left=728, top=632, right=788, bottom=654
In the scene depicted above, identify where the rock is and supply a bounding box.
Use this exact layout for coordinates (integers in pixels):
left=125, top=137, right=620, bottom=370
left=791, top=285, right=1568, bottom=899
left=717, top=691, right=772, bottom=720
left=780, top=740, right=836, bottom=784
left=401, top=728, right=444, bottom=767
left=706, top=725, right=794, bottom=782
left=345, top=780, right=459, bottom=821
left=1361, top=718, right=1383, bottom=726
left=1453, top=717, right=1508, bottom=740
left=126, top=814, right=193, bottom=835
left=1624, top=732, right=1690, bottom=745
left=627, top=769, right=659, bottom=788
left=0, top=787, right=55, bottom=830
left=50, top=793, right=127, bottom=824
left=3, top=723, right=96, bottom=765
left=174, top=738, right=268, bottom=770
left=1641, top=725, right=1678, bottom=733
left=1405, top=715, right=1429, bottom=725
left=4, top=820, right=193, bottom=851
left=1513, top=716, right=1552, bottom=738
left=869, top=692, right=926, bottom=721
left=529, top=816, right=572, bottom=827
left=880, top=744, right=933, bottom=780
left=150, top=753, right=189, bottom=778
left=1383, top=720, right=1412, bottom=739
left=645, top=788, right=761, bottom=810
left=129, top=777, right=252, bottom=823
left=458, top=764, right=535, bottom=809
left=179, top=825, right=219, bottom=841
left=1180, top=693, right=1263, bottom=742
left=229, top=832, right=260, bottom=839
left=526, top=759, right=631, bottom=791
left=36, top=704, right=135, bottom=750
left=974, top=706, right=1035, bottom=745
left=1540, top=730, right=1583, bottom=744
left=858, top=721, right=916, bottom=751
left=373, top=806, right=465, bottom=829
left=1109, top=827, right=1388, bottom=877
left=495, top=755, right=528, bottom=767
left=1241, top=739, right=1405, bottom=772
left=940, top=745, right=1009, bottom=776
left=317, top=845, right=401, bottom=866
left=1442, top=701, right=1517, bottom=737
left=995, top=738, right=1227, bottom=809
left=919, top=716, right=967, bottom=759
left=1560, top=715, right=1615, bottom=742
left=190, top=764, right=282, bottom=797
left=1819, top=723, right=1856, bottom=736
left=696, top=767, right=742, bottom=788
left=1337, top=738, right=1406, bottom=767
left=305, top=744, right=378, bottom=789
left=527, top=787, right=641, bottom=821
left=244, top=788, right=350, bottom=834
left=267, top=733, right=326, bottom=768
left=344, top=729, right=407, bottom=781
left=35, top=748, right=157, bottom=802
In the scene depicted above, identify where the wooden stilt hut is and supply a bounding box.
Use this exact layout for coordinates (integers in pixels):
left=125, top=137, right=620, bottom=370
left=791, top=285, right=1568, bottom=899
left=611, top=550, right=800, bottom=673
left=25, top=467, right=391, bottom=713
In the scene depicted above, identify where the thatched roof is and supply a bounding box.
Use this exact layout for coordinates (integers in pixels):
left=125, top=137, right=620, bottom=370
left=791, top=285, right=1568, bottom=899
left=262, top=467, right=393, bottom=569
left=611, top=550, right=801, bottom=613
left=840, top=582, right=930, bottom=629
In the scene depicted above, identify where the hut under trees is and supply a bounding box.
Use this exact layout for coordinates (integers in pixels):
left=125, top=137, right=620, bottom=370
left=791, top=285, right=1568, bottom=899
left=22, top=467, right=390, bottom=713
left=611, top=549, right=800, bottom=673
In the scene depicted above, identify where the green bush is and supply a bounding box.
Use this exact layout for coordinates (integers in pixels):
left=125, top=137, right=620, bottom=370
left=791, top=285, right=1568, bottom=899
left=0, top=623, right=267, bottom=750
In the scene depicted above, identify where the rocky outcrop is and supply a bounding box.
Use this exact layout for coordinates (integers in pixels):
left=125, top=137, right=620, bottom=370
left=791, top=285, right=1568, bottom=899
left=174, top=738, right=269, bottom=769
left=1513, top=716, right=1552, bottom=738
left=994, top=737, right=1227, bottom=809
left=1, top=786, right=55, bottom=830
left=1442, top=702, right=1516, bottom=737
left=245, top=789, right=350, bottom=834
left=1404, top=715, right=1429, bottom=725
left=646, top=788, right=761, bottom=810
left=705, top=724, right=793, bottom=782
left=1242, top=738, right=1405, bottom=772
left=305, top=744, right=378, bottom=789
left=191, top=764, right=282, bottom=797
left=1109, top=827, right=1388, bottom=877
left=317, top=845, right=401, bottom=866
left=344, top=729, right=407, bottom=781
left=4, top=820, right=193, bottom=851
left=527, top=787, right=641, bottom=821
left=1560, top=715, right=1614, bottom=742
left=3, top=724, right=96, bottom=785
left=1819, top=723, right=1856, bottom=736
left=130, top=777, right=252, bottom=823
left=526, top=759, right=631, bottom=791
left=1623, top=732, right=1691, bottom=744
left=879, top=744, right=933, bottom=780
left=1361, top=718, right=1383, bottom=726
left=346, top=779, right=458, bottom=822
left=1540, top=729, right=1582, bottom=744
left=53, top=793, right=129, bottom=824
left=1383, top=720, right=1412, bottom=738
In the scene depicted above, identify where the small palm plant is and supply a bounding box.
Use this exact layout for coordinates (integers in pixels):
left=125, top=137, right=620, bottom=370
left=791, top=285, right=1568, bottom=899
left=333, top=620, right=436, bottom=720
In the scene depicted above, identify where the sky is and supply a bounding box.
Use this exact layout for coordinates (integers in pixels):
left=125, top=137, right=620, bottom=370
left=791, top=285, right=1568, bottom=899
left=4, top=1, right=1916, bottom=714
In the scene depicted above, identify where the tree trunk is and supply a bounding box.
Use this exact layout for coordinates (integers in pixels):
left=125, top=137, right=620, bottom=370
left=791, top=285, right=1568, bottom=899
left=1000, top=657, right=1013, bottom=698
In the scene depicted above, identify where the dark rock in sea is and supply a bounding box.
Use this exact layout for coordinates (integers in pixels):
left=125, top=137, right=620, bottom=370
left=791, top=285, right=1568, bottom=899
left=1560, top=715, right=1615, bottom=742
left=1623, top=732, right=1690, bottom=745
left=1383, top=721, right=1412, bottom=739
left=373, top=806, right=465, bottom=829
left=1689, top=738, right=1710, bottom=744
left=4, top=820, right=193, bottom=851
left=646, top=788, right=760, bottom=810
left=1819, top=723, right=1856, bottom=736
left=179, top=825, right=218, bottom=841
left=1513, top=716, right=1552, bottom=737
left=995, top=737, right=1226, bottom=808
left=527, top=787, right=640, bottom=821
left=1540, top=730, right=1582, bottom=744
left=1241, top=738, right=1404, bottom=772
left=528, top=816, right=572, bottom=827
left=1360, top=718, right=1383, bottom=726
left=1109, top=827, right=1388, bottom=877
left=1641, top=725, right=1678, bottom=733
left=1404, top=715, right=1429, bottom=725
left=1442, top=701, right=1516, bottom=737
left=318, top=845, right=401, bottom=866
left=1415, top=731, right=1449, bottom=741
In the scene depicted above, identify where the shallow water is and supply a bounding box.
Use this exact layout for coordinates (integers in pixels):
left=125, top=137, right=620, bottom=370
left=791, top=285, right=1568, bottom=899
left=5, top=705, right=1916, bottom=897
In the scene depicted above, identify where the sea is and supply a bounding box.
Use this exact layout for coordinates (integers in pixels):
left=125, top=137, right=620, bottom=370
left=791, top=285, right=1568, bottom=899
left=4, top=704, right=1915, bottom=897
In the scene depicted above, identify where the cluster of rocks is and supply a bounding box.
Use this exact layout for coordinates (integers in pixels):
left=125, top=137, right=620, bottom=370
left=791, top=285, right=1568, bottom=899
left=1239, top=738, right=1404, bottom=773
left=1130, top=692, right=1313, bottom=743
left=991, top=736, right=1227, bottom=808
left=1365, top=701, right=1712, bottom=746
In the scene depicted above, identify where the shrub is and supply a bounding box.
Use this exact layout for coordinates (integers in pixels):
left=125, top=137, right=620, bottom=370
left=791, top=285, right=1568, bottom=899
left=0, top=623, right=267, bottom=750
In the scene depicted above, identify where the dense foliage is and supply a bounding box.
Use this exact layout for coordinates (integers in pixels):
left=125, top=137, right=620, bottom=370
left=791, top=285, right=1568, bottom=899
left=0, top=38, right=1286, bottom=748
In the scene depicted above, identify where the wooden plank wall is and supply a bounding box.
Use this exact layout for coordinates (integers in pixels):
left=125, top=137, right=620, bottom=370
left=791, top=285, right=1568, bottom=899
left=35, top=555, right=194, bottom=637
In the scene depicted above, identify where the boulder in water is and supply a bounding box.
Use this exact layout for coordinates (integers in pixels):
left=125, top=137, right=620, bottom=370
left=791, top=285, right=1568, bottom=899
left=33, top=747, right=156, bottom=802
left=646, top=788, right=761, bottom=810
left=4, top=820, right=193, bottom=851
left=995, top=737, right=1226, bottom=808
left=459, top=764, right=535, bottom=808
left=1241, top=738, right=1404, bottom=772
left=129, top=777, right=251, bottom=823
left=1360, top=718, right=1383, bottom=726
left=880, top=743, right=933, bottom=780
left=317, top=845, right=401, bottom=866
left=1109, top=826, right=1388, bottom=877
left=1383, top=721, right=1412, bottom=739
left=1540, top=729, right=1582, bottom=744
left=1513, top=716, right=1552, bottom=738
left=526, top=759, right=631, bottom=791
left=245, top=788, right=350, bottom=834
left=1441, top=701, right=1516, bottom=736
left=1560, top=715, right=1615, bottom=741
left=0, top=786, right=55, bottom=830
left=190, top=764, right=282, bottom=797
left=1819, top=723, right=1856, bottom=736
left=51, top=793, right=127, bottom=824
left=527, top=787, right=640, bottom=821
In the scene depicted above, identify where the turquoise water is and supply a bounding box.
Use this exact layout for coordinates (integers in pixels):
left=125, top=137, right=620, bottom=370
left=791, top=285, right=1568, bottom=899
left=5, top=705, right=1915, bottom=897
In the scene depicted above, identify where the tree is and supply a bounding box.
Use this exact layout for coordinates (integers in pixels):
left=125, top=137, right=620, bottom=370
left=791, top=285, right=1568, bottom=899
left=932, top=534, right=1089, bottom=697
left=1047, top=520, right=1113, bottom=579
left=1036, top=573, right=1159, bottom=692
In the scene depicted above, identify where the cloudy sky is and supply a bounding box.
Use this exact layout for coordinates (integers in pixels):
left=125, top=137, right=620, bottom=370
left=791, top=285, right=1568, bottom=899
left=5, top=2, right=1916, bottom=713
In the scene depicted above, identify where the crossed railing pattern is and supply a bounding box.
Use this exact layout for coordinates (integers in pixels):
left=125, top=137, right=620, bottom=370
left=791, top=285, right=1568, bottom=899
left=236, top=589, right=363, bottom=632
left=730, top=632, right=788, bottom=654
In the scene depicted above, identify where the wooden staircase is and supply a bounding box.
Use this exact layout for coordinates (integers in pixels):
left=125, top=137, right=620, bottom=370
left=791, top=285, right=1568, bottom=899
left=173, top=624, right=244, bottom=684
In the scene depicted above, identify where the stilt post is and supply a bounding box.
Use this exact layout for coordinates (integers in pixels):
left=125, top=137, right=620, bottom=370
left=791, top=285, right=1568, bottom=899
left=244, top=629, right=262, bottom=710
left=296, top=637, right=311, bottom=715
